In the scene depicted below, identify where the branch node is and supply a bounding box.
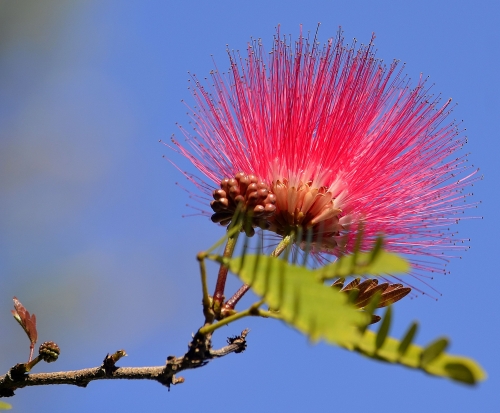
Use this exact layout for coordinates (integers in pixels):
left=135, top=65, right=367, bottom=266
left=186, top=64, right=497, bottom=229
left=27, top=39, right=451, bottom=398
left=102, top=350, right=127, bottom=376
left=9, top=364, right=28, bottom=381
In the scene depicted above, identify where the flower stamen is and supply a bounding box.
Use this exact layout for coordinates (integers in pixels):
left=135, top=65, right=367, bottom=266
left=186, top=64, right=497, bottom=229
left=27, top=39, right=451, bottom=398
left=269, top=179, right=347, bottom=252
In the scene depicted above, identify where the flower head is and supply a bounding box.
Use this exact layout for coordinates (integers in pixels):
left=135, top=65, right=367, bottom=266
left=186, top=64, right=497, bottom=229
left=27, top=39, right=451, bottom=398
left=171, top=26, right=478, bottom=282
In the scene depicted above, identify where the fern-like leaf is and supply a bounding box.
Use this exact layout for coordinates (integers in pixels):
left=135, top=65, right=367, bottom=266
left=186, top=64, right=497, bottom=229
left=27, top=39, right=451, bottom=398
left=212, top=245, right=485, bottom=385
left=334, top=277, right=411, bottom=316
left=211, top=254, right=368, bottom=346
left=351, top=309, right=486, bottom=385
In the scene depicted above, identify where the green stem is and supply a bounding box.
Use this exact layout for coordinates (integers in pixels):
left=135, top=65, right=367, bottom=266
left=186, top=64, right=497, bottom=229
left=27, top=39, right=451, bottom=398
left=271, top=234, right=295, bottom=257
left=23, top=355, right=42, bottom=373
left=255, top=309, right=283, bottom=320
left=197, top=252, right=213, bottom=324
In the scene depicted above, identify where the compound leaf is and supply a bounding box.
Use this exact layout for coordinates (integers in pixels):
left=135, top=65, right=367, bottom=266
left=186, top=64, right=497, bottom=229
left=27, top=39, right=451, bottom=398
left=211, top=248, right=485, bottom=385
left=352, top=310, right=486, bottom=385
left=214, top=254, right=367, bottom=346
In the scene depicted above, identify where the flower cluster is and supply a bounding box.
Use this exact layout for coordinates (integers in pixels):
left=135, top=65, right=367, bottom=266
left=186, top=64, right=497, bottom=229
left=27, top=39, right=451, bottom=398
left=171, top=26, right=478, bottom=284
left=210, top=172, right=276, bottom=237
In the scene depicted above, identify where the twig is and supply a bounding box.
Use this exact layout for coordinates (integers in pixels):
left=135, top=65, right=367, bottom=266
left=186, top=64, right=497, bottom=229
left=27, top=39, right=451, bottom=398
left=197, top=251, right=214, bottom=324
left=212, top=233, right=240, bottom=318
left=0, top=329, right=249, bottom=397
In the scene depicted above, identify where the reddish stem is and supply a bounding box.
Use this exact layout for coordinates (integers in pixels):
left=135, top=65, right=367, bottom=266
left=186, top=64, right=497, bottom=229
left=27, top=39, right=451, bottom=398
left=224, top=284, right=250, bottom=311
left=29, top=343, right=35, bottom=363
left=212, top=234, right=239, bottom=317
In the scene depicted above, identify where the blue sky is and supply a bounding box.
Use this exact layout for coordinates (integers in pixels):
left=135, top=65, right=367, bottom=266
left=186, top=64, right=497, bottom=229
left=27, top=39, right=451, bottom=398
left=0, top=0, right=498, bottom=412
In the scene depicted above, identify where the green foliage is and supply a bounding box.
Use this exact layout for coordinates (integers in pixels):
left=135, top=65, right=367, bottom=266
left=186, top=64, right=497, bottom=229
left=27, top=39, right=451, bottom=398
left=316, top=246, right=410, bottom=280
left=0, top=401, right=12, bottom=410
left=351, top=308, right=486, bottom=385
left=215, top=254, right=367, bottom=345
left=211, top=240, right=486, bottom=385
left=375, top=306, right=392, bottom=350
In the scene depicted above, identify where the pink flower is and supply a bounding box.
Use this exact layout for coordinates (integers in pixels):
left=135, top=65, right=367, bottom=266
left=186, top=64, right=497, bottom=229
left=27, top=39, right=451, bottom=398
left=171, top=27, right=478, bottom=284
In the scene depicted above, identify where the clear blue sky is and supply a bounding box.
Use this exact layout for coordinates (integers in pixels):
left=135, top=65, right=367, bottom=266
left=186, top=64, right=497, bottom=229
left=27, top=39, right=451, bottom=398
left=0, top=1, right=498, bottom=412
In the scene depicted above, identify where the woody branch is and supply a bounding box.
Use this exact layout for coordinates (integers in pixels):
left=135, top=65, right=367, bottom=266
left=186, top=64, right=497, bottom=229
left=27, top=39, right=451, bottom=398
left=0, top=329, right=249, bottom=397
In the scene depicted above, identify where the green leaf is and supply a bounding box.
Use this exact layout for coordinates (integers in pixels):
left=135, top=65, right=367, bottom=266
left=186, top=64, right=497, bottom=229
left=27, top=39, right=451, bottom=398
left=213, top=254, right=368, bottom=346
left=444, top=363, right=476, bottom=385
left=397, top=322, right=418, bottom=357
left=421, top=338, right=449, bottom=367
left=375, top=306, right=392, bottom=350
left=0, top=401, right=12, bottom=410
left=315, top=249, right=410, bottom=281
left=352, top=311, right=486, bottom=385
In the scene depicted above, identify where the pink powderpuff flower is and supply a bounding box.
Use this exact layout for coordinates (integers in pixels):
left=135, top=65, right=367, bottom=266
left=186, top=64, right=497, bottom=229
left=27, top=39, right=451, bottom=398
left=170, top=26, right=479, bottom=288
